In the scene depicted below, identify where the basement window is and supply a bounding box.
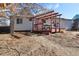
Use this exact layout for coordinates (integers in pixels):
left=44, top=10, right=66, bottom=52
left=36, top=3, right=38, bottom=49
left=16, top=18, right=23, bottom=24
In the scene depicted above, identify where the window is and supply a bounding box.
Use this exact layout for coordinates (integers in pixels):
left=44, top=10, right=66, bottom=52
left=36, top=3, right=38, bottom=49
left=29, top=18, right=32, bottom=21
left=16, top=18, right=23, bottom=24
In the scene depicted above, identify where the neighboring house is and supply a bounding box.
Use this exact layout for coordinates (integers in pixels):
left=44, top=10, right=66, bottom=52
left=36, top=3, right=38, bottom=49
left=71, top=14, right=79, bottom=30
left=0, top=16, right=10, bottom=32
left=59, top=18, right=73, bottom=30
left=0, top=17, right=10, bottom=27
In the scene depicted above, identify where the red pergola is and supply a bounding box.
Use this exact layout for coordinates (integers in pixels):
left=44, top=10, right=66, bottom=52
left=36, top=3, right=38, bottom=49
left=32, top=10, right=62, bottom=33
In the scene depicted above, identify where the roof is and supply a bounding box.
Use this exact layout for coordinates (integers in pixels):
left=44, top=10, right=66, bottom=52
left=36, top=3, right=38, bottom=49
left=10, top=15, right=33, bottom=19
left=60, top=18, right=72, bottom=21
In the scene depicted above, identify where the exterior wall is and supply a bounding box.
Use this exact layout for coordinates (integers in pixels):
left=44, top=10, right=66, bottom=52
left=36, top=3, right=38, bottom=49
left=14, top=17, right=32, bottom=31
left=13, top=16, right=73, bottom=32
left=60, top=19, right=73, bottom=30
left=42, top=18, right=73, bottom=30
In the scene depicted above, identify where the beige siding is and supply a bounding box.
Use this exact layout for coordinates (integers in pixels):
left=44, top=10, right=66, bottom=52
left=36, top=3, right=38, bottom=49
left=14, top=18, right=32, bottom=31
left=60, top=19, right=73, bottom=30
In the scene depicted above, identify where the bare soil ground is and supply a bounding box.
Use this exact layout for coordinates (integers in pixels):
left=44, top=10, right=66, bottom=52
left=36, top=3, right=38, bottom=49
left=0, top=31, right=79, bottom=56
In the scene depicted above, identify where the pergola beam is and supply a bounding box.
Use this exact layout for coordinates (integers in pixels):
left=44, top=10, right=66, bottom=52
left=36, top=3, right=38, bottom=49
left=34, top=12, right=59, bottom=19
left=57, top=14, right=62, bottom=32
left=35, top=15, right=58, bottom=20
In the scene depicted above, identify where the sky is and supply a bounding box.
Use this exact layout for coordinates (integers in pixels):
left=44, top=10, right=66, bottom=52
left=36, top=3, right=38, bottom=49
left=40, top=3, right=79, bottom=19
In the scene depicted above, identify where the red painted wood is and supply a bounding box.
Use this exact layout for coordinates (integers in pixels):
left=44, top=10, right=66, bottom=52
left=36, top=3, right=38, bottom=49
left=32, top=11, right=60, bottom=33
left=35, top=13, right=58, bottom=19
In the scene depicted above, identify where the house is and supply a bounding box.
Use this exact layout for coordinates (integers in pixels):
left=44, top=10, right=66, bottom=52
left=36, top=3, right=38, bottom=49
left=71, top=14, right=79, bottom=30
left=58, top=18, right=73, bottom=30
left=10, top=15, right=33, bottom=32
left=10, top=7, right=33, bottom=32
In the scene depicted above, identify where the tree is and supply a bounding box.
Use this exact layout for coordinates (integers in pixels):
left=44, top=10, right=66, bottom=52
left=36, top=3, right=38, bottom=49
left=0, top=3, right=50, bottom=35
left=71, top=19, right=79, bottom=31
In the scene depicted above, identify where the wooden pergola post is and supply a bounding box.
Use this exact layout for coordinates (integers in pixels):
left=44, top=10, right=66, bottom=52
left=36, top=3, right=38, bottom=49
left=51, top=16, right=55, bottom=33
left=57, top=14, right=62, bottom=32
left=53, top=13, right=62, bottom=33
left=53, top=13, right=59, bottom=33
left=54, top=16, right=57, bottom=32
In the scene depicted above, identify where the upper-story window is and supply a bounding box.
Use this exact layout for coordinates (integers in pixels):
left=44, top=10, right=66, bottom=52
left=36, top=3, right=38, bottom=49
left=16, top=18, right=23, bottom=24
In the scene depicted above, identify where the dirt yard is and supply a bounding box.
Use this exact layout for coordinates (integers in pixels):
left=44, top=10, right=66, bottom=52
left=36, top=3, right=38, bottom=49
left=0, top=31, right=79, bottom=56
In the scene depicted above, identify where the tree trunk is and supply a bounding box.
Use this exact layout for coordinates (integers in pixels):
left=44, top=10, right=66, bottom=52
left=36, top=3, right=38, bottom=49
left=10, top=17, right=14, bottom=36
